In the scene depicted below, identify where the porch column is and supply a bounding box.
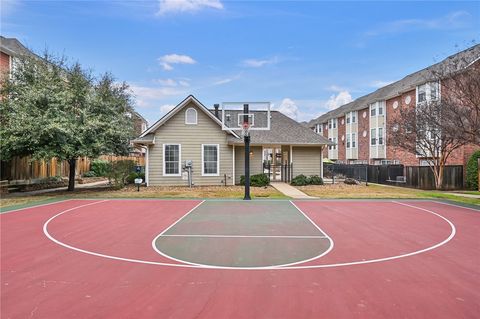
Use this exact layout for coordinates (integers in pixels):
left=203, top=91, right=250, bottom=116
left=145, top=145, right=149, bottom=186
left=232, top=145, right=236, bottom=186
left=320, top=146, right=324, bottom=179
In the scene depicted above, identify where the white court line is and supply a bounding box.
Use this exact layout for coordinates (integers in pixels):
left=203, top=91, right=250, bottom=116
left=1, top=199, right=73, bottom=214
left=43, top=200, right=457, bottom=270
left=151, top=200, right=334, bottom=269
left=158, top=234, right=327, bottom=239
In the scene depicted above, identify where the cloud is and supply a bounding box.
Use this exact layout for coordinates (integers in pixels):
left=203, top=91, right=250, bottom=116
left=212, top=72, right=242, bottom=86
left=160, top=104, right=176, bottom=114
left=158, top=54, right=196, bottom=71
left=130, top=85, right=184, bottom=108
left=242, top=56, right=279, bottom=68
left=157, top=0, right=223, bottom=15
left=325, top=91, right=353, bottom=110
left=364, top=11, right=472, bottom=38
left=275, top=98, right=299, bottom=120
left=154, top=78, right=190, bottom=87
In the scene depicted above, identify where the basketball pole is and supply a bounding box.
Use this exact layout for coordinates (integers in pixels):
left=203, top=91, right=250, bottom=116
left=243, top=103, right=251, bottom=200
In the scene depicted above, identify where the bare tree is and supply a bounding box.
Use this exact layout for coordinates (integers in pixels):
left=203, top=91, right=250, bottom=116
left=389, top=45, right=480, bottom=189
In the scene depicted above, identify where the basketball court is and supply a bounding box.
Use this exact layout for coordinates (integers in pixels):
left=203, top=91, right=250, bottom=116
left=1, top=198, right=479, bottom=318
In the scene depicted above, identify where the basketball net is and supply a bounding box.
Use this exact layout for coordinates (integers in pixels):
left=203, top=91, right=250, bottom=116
left=241, top=122, right=250, bottom=138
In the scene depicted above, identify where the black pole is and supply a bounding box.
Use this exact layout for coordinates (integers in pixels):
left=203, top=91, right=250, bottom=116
left=243, top=104, right=251, bottom=200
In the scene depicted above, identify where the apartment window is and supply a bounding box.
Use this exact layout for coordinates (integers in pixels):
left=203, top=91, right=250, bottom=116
left=163, top=144, right=181, bottom=176
left=346, top=134, right=351, bottom=148
left=328, top=120, right=332, bottom=129
left=333, top=119, right=337, bottom=129
left=378, top=128, right=384, bottom=145
left=346, top=115, right=350, bottom=124
left=328, top=138, right=332, bottom=150
left=185, top=108, right=197, bottom=125
left=430, top=82, right=439, bottom=101
left=202, top=144, right=219, bottom=176
left=371, top=128, right=377, bottom=145
left=370, top=104, right=376, bottom=117
left=378, top=103, right=384, bottom=115
left=352, top=112, right=356, bottom=123
left=417, top=84, right=427, bottom=103
left=352, top=133, right=356, bottom=148
left=333, top=137, right=337, bottom=150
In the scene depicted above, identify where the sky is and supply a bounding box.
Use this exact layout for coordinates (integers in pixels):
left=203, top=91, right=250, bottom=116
left=1, top=0, right=479, bottom=125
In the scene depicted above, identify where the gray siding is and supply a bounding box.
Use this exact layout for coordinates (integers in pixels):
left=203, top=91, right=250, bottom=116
left=234, top=146, right=263, bottom=184
left=292, top=146, right=322, bottom=177
left=148, top=102, right=234, bottom=186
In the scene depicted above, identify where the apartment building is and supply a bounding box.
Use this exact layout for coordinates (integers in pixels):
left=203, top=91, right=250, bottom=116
left=308, top=45, right=480, bottom=167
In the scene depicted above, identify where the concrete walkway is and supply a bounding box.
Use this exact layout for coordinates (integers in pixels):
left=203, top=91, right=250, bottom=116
left=4, top=180, right=109, bottom=197
left=270, top=182, right=316, bottom=199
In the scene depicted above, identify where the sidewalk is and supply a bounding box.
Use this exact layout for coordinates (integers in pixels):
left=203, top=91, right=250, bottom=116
left=445, top=192, right=480, bottom=199
left=270, top=182, right=316, bottom=199
left=4, top=180, right=109, bottom=197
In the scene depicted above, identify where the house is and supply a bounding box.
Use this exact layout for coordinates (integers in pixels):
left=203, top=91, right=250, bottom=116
left=307, top=44, right=480, bottom=168
left=132, top=95, right=332, bottom=186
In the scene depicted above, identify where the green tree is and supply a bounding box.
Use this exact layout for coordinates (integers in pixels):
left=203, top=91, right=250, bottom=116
left=466, top=150, right=480, bottom=190
left=0, top=52, right=135, bottom=191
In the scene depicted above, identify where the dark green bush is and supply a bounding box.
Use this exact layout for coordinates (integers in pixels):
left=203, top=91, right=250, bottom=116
left=83, top=171, right=97, bottom=178
left=291, top=174, right=309, bottom=186
left=466, top=150, right=480, bottom=190
left=126, top=172, right=145, bottom=184
left=308, top=175, right=324, bottom=185
left=91, top=159, right=110, bottom=177
left=291, top=174, right=324, bottom=186
left=239, top=173, right=270, bottom=187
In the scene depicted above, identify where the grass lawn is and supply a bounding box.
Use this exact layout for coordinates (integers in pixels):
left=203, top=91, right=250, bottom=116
left=0, top=185, right=286, bottom=210
left=298, top=183, right=480, bottom=206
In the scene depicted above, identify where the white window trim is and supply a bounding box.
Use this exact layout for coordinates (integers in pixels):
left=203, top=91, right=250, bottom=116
left=185, top=107, right=198, bottom=125
left=163, top=144, right=182, bottom=176
left=201, top=144, right=220, bottom=176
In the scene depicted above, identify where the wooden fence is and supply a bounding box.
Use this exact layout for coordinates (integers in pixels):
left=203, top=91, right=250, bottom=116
left=405, top=165, right=463, bottom=190
left=1, top=155, right=145, bottom=183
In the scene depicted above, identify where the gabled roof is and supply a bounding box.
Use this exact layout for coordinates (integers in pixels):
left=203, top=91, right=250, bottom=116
left=307, top=44, right=480, bottom=127
left=226, top=111, right=333, bottom=146
left=0, top=36, right=39, bottom=58
left=139, top=95, right=239, bottom=139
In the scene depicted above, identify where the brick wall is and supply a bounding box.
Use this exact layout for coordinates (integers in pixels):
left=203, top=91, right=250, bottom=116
left=357, top=107, right=369, bottom=162
left=337, top=115, right=346, bottom=162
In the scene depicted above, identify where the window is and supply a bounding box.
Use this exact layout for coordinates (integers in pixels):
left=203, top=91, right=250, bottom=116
left=378, top=128, right=384, bottom=145
left=352, top=112, right=356, bottom=123
left=185, top=108, right=197, bottom=125
left=352, top=133, right=356, bottom=148
left=346, top=134, right=351, bottom=148
left=333, top=119, right=337, bottom=129
left=163, top=144, right=181, bottom=176
left=328, top=138, right=332, bottom=150
left=202, top=144, right=219, bottom=176
left=430, top=82, right=439, bottom=101
left=333, top=137, right=337, bottom=150
left=346, top=115, right=350, bottom=124
left=417, top=84, right=427, bottom=103
left=328, top=120, right=332, bottom=129
left=370, top=104, right=376, bottom=117
left=371, top=128, right=377, bottom=145
left=378, top=103, right=384, bottom=115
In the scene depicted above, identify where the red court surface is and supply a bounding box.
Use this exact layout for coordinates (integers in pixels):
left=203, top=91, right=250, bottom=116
left=1, top=199, right=479, bottom=318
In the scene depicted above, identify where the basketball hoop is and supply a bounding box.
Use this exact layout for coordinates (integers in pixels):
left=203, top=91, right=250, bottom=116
left=241, top=122, right=250, bottom=137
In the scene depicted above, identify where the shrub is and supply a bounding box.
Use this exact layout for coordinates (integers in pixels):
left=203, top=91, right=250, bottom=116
left=308, top=175, right=324, bottom=185
left=91, top=159, right=110, bottom=177
left=126, top=172, right=145, bottom=184
left=466, top=150, right=480, bottom=190
left=291, top=174, right=309, bottom=186
left=83, top=171, right=97, bottom=178
left=107, top=160, right=136, bottom=188
left=240, top=173, right=269, bottom=187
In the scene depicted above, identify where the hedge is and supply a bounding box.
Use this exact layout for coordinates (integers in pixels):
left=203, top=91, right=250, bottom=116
left=466, top=150, right=480, bottom=190
left=240, top=173, right=270, bottom=187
